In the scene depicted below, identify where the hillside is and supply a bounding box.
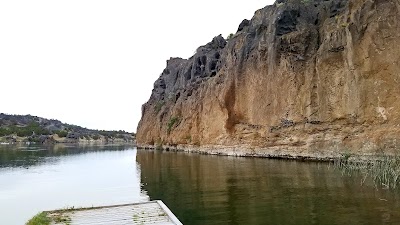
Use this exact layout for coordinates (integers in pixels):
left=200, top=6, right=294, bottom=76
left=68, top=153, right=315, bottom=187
left=137, top=0, right=400, bottom=159
left=0, top=113, right=135, bottom=144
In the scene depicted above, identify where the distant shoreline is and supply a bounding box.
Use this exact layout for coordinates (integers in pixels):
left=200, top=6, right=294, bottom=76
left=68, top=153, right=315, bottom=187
left=0, top=136, right=136, bottom=146
left=0, top=113, right=136, bottom=145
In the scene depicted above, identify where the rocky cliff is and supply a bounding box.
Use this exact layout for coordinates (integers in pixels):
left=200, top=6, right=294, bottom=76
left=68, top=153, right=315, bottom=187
left=137, top=0, right=400, bottom=159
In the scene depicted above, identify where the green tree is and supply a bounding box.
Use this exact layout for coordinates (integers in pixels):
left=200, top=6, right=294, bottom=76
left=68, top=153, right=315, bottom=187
left=56, top=130, right=68, bottom=138
left=227, top=33, right=234, bottom=40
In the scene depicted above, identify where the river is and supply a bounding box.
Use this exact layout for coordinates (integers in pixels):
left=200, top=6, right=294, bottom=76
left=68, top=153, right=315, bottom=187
left=0, top=145, right=399, bottom=224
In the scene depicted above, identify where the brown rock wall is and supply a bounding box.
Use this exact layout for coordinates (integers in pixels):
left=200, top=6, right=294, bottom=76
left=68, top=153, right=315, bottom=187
left=137, top=0, right=400, bottom=159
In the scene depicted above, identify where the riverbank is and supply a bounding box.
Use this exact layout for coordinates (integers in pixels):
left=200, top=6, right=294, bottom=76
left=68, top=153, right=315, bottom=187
left=0, top=135, right=135, bottom=146
left=138, top=144, right=328, bottom=161
left=137, top=143, right=386, bottom=162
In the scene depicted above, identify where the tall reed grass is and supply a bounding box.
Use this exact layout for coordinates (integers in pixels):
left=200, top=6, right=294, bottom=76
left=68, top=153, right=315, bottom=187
left=333, top=154, right=400, bottom=189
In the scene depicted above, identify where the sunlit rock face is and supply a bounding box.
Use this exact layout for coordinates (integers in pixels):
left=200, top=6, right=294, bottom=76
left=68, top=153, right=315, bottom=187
left=137, top=0, right=400, bottom=159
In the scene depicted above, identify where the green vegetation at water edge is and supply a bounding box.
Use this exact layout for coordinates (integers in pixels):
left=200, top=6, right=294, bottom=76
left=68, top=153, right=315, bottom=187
left=334, top=154, right=400, bottom=189
left=26, top=211, right=72, bottom=225
left=26, top=212, right=51, bottom=225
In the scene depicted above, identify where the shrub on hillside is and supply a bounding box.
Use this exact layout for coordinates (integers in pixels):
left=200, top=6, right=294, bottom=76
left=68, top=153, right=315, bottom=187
left=56, top=130, right=68, bottom=138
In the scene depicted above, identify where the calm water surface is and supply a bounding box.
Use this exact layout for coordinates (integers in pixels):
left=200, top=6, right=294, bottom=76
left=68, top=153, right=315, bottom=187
left=0, top=145, right=399, bottom=225
left=137, top=150, right=400, bottom=225
left=0, top=144, right=147, bottom=225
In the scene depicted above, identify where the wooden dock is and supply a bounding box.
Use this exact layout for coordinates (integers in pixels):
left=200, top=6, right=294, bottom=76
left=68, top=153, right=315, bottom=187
left=44, top=201, right=183, bottom=225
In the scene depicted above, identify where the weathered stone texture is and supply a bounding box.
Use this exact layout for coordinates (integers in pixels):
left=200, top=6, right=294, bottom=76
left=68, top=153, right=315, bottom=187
left=137, top=0, right=400, bottom=159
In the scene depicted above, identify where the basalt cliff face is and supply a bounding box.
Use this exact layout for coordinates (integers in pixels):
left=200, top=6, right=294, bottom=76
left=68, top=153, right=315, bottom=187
left=137, top=0, right=400, bottom=159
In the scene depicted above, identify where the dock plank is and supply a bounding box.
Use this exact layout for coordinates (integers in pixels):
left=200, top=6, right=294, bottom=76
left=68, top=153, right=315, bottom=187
left=46, top=201, right=183, bottom=225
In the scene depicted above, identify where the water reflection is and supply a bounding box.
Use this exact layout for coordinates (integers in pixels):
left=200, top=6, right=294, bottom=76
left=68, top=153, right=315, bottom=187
left=0, top=144, right=146, bottom=225
left=0, top=144, right=133, bottom=168
left=137, top=150, right=400, bottom=225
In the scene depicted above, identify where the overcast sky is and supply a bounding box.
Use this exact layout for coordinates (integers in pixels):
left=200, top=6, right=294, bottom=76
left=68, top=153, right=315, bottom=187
left=0, top=0, right=274, bottom=132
